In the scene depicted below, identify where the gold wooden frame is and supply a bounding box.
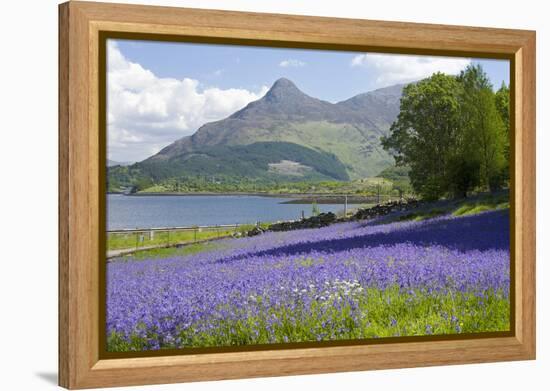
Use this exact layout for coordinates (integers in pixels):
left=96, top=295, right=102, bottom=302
left=59, top=1, right=536, bottom=388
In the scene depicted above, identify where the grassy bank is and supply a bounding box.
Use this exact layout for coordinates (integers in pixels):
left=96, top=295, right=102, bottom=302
left=452, top=194, right=509, bottom=216
left=387, top=192, right=509, bottom=223
left=108, top=192, right=509, bottom=255
left=113, top=241, right=222, bottom=261
left=130, top=176, right=408, bottom=197
left=107, top=224, right=266, bottom=251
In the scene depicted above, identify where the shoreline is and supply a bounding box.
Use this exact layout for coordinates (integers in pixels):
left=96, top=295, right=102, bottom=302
left=280, top=196, right=379, bottom=204
left=108, top=191, right=380, bottom=203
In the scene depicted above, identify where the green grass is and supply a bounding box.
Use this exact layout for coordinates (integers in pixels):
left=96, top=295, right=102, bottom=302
left=398, top=209, right=446, bottom=222
left=107, top=224, right=264, bottom=251
left=137, top=184, right=169, bottom=193
left=374, top=191, right=510, bottom=226
left=115, top=241, right=221, bottom=261
left=267, top=121, right=393, bottom=179
left=107, top=285, right=509, bottom=351
left=452, top=194, right=510, bottom=217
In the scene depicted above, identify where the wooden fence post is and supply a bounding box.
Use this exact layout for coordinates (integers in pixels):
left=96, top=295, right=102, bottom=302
left=344, top=194, right=348, bottom=216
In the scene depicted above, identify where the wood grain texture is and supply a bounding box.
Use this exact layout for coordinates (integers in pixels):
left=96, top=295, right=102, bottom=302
left=58, top=1, right=536, bottom=388
left=517, top=34, right=536, bottom=354
left=72, top=1, right=529, bottom=56
left=58, top=3, right=70, bottom=387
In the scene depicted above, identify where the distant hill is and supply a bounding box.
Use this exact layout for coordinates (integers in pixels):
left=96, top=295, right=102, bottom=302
left=107, top=159, right=133, bottom=167
left=108, top=78, right=404, bottom=191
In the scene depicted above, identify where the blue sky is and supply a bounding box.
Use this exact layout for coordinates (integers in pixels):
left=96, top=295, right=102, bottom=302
left=107, top=39, right=510, bottom=162
left=115, top=39, right=509, bottom=102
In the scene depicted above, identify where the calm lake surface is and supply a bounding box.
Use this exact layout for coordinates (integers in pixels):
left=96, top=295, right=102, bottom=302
left=107, top=194, right=355, bottom=230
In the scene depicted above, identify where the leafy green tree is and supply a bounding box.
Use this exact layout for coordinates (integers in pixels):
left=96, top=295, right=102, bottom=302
left=445, top=154, right=480, bottom=198
left=495, top=82, right=511, bottom=181
left=476, top=89, right=506, bottom=190
left=495, top=82, right=510, bottom=134
left=458, top=66, right=507, bottom=191
left=457, top=63, right=492, bottom=91
left=382, top=64, right=509, bottom=199
left=135, top=177, right=154, bottom=191
left=381, top=73, right=462, bottom=200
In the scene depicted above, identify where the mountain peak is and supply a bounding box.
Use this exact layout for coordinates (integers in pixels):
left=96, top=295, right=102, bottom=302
left=138, top=80, right=405, bottom=181
left=264, top=78, right=305, bottom=101
left=271, top=77, right=297, bottom=89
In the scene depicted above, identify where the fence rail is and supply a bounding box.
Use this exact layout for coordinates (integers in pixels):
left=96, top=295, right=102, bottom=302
left=107, top=223, right=245, bottom=234
left=106, top=223, right=256, bottom=257
left=106, top=193, right=400, bottom=257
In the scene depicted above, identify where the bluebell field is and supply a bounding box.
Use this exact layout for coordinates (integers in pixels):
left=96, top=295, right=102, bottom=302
left=106, top=210, right=510, bottom=351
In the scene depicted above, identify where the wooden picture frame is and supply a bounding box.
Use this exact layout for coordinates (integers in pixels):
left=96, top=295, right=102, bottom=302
left=59, top=1, right=536, bottom=388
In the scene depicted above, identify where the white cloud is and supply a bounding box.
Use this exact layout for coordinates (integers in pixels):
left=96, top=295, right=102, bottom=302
left=107, top=41, right=268, bottom=162
left=350, top=53, right=471, bottom=86
left=279, top=59, right=306, bottom=68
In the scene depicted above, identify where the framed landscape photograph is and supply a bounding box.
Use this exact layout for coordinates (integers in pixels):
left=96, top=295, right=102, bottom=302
left=59, top=1, right=536, bottom=389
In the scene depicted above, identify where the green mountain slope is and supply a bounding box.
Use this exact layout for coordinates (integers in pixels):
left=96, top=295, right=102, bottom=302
left=109, top=78, right=404, bottom=191
left=141, top=141, right=346, bottom=179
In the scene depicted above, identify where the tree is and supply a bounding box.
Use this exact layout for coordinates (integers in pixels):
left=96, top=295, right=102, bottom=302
left=382, top=64, right=509, bottom=199
left=495, top=82, right=510, bottom=135
left=381, top=73, right=462, bottom=200
left=458, top=66, right=507, bottom=191
left=495, top=82, right=511, bottom=183
left=135, top=177, right=154, bottom=191
left=445, top=155, right=480, bottom=198
left=457, top=63, right=492, bottom=91
left=477, top=89, right=506, bottom=190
